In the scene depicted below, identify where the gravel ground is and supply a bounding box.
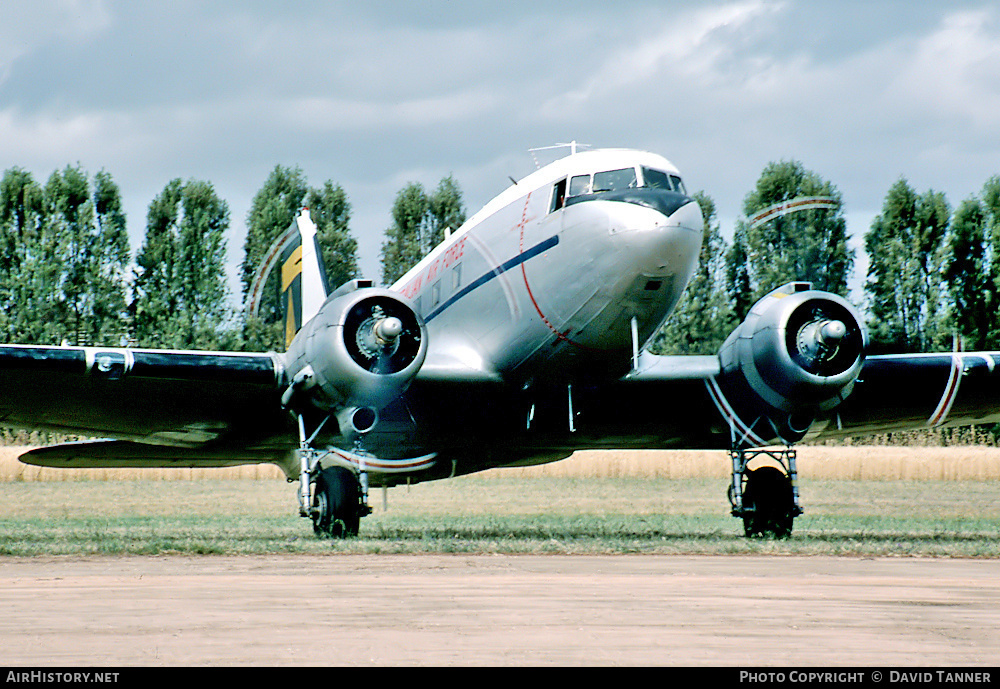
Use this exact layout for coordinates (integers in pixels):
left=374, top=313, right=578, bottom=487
left=2, top=554, right=999, bottom=666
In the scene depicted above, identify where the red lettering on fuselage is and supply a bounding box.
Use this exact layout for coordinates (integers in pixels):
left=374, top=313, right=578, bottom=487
left=442, top=236, right=467, bottom=268
left=399, top=235, right=468, bottom=301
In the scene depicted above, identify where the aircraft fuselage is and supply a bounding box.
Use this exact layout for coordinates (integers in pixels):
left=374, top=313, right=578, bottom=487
left=395, top=149, right=704, bottom=384
left=340, top=149, right=706, bottom=480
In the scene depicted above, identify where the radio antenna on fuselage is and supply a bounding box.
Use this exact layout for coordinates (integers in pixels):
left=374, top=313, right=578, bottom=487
left=528, top=141, right=591, bottom=169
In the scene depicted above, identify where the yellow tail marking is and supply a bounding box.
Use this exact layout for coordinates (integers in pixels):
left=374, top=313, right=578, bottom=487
left=281, top=245, right=303, bottom=292
left=285, top=291, right=297, bottom=348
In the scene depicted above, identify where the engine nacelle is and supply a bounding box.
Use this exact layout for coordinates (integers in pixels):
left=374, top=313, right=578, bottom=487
left=716, top=282, right=866, bottom=443
left=281, top=285, right=427, bottom=413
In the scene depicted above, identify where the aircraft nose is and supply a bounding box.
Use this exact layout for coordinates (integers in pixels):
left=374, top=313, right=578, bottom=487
left=605, top=192, right=704, bottom=278
left=666, top=197, right=704, bottom=234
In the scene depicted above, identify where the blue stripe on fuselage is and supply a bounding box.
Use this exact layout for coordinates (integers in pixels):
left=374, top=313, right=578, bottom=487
left=424, top=234, right=559, bottom=323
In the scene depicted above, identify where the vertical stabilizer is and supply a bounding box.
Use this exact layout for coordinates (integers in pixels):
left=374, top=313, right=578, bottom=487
left=246, top=208, right=330, bottom=350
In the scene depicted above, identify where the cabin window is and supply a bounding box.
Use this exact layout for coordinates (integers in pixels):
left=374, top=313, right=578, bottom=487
left=451, top=264, right=462, bottom=290
left=431, top=280, right=441, bottom=307
left=549, top=178, right=567, bottom=212
left=593, top=167, right=637, bottom=193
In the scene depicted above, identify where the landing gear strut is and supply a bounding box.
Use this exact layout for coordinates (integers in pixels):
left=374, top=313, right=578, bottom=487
left=728, top=447, right=802, bottom=538
left=295, top=415, right=370, bottom=538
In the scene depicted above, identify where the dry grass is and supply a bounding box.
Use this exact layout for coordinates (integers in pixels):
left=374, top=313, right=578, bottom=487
left=3, top=444, right=1000, bottom=482
left=2, top=446, right=999, bottom=556
left=495, top=446, right=1000, bottom=481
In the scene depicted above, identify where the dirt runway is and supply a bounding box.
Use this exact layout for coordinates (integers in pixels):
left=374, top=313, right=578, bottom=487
left=2, top=554, right=999, bottom=666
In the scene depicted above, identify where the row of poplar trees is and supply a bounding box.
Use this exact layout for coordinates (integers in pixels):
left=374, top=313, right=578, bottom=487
left=0, top=164, right=463, bottom=353
left=2, top=160, right=997, bottom=355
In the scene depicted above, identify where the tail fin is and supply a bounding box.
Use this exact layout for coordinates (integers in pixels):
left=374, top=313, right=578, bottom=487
left=246, top=208, right=330, bottom=349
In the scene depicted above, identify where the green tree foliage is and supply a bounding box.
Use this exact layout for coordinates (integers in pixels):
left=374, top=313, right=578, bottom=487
left=939, top=176, right=1000, bottom=351
left=943, top=197, right=990, bottom=350
left=0, top=168, right=44, bottom=265
left=426, top=175, right=466, bottom=253
left=865, top=178, right=950, bottom=353
left=380, top=176, right=466, bottom=285
left=984, top=176, right=1000, bottom=228
left=0, top=166, right=129, bottom=345
left=725, top=225, right=753, bottom=321
left=0, top=168, right=48, bottom=342
left=47, top=166, right=131, bottom=346
left=132, top=179, right=234, bottom=349
left=380, top=183, right=429, bottom=286
left=982, top=176, right=1000, bottom=345
left=305, top=180, right=358, bottom=291
left=727, top=161, right=853, bottom=313
left=651, top=192, right=735, bottom=354
left=241, top=166, right=357, bottom=351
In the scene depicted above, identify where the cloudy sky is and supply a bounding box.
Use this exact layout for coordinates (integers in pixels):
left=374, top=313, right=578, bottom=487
left=2, top=0, right=999, bottom=302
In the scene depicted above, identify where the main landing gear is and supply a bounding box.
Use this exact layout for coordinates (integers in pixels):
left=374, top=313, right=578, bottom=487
left=295, top=416, right=371, bottom=538
left=728, top=447, right=802, bottom=538
left=310, top=465, right=368, bottom=537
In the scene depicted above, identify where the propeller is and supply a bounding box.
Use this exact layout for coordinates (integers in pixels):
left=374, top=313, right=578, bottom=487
left=370, top=315, right=403, bottom=374
left=794, top=310, right=849, bottom=374
left=350, top=303, right=419, bottom=374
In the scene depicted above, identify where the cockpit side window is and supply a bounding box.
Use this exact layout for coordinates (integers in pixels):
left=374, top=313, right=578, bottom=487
left=569, top=174, right=591, bottom=197
left=593, top=168, right=637, bottom=193
left=549, top=178, right=567, bottom=213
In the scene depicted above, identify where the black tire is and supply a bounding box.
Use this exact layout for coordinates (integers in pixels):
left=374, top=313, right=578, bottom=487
left=312, top=466, right=361, bottom=538
left=741, top=466, right=795, bottom=538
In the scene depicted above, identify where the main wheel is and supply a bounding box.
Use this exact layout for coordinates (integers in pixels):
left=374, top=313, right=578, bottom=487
left=312, top=466, right=361, bottom=538
left=741, top=466, right=795, bottom=538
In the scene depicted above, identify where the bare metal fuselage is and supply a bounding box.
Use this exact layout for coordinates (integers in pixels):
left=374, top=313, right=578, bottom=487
left=350, top=150, right=705, bottom=482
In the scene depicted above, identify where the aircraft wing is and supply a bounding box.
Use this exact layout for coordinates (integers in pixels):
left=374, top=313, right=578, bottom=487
left=618, top=351, right=1000, bottom=446
left=815, top=351, right=1000, bottom=437
left=0, top=344, right=289, bottom=451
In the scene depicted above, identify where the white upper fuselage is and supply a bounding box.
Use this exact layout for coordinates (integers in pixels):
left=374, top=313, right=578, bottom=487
left=392, top=149, right=705, bottom=382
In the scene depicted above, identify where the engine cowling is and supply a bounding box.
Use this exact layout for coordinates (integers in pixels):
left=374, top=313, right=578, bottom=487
left=716, top=282, right=866, bottom=444
left=280, top=286, right=427, bottom=414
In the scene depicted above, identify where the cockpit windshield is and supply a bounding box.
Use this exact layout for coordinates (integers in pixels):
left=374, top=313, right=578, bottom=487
left=555, top=164, right=688, bottom=213
left=565, top=166, right=686, bottom=200
left=592, top=168, right=637, bottom=193
left=642, top=167, right=686, bottom=195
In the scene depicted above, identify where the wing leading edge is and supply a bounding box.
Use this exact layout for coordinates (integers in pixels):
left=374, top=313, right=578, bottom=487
left=606, top=351, right=1000, bottom=448
left=0, top=344, right=289, bottom=456
left=814, top=352, right=1000, bottom=438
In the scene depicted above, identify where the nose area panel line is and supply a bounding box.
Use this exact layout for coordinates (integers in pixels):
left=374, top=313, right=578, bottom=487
left=564, top=187, right=698, bottom=223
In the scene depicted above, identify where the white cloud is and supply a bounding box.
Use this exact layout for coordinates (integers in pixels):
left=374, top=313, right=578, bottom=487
left=541, top=0, right=784, bottom=116
left=278, top=89, right=502, bottom=132
left=888, top=9, right=1000, bottom=129
left=0, top=0, right=112, bottom=70
left=0, top=106, right=141, bottom=168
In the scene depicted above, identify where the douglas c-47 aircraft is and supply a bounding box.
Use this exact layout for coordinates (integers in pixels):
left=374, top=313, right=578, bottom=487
left=4, top=148, right=1000, bottom=538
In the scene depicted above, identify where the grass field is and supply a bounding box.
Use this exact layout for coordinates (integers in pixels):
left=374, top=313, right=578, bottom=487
left=1, top=446, right=999, bottom=557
